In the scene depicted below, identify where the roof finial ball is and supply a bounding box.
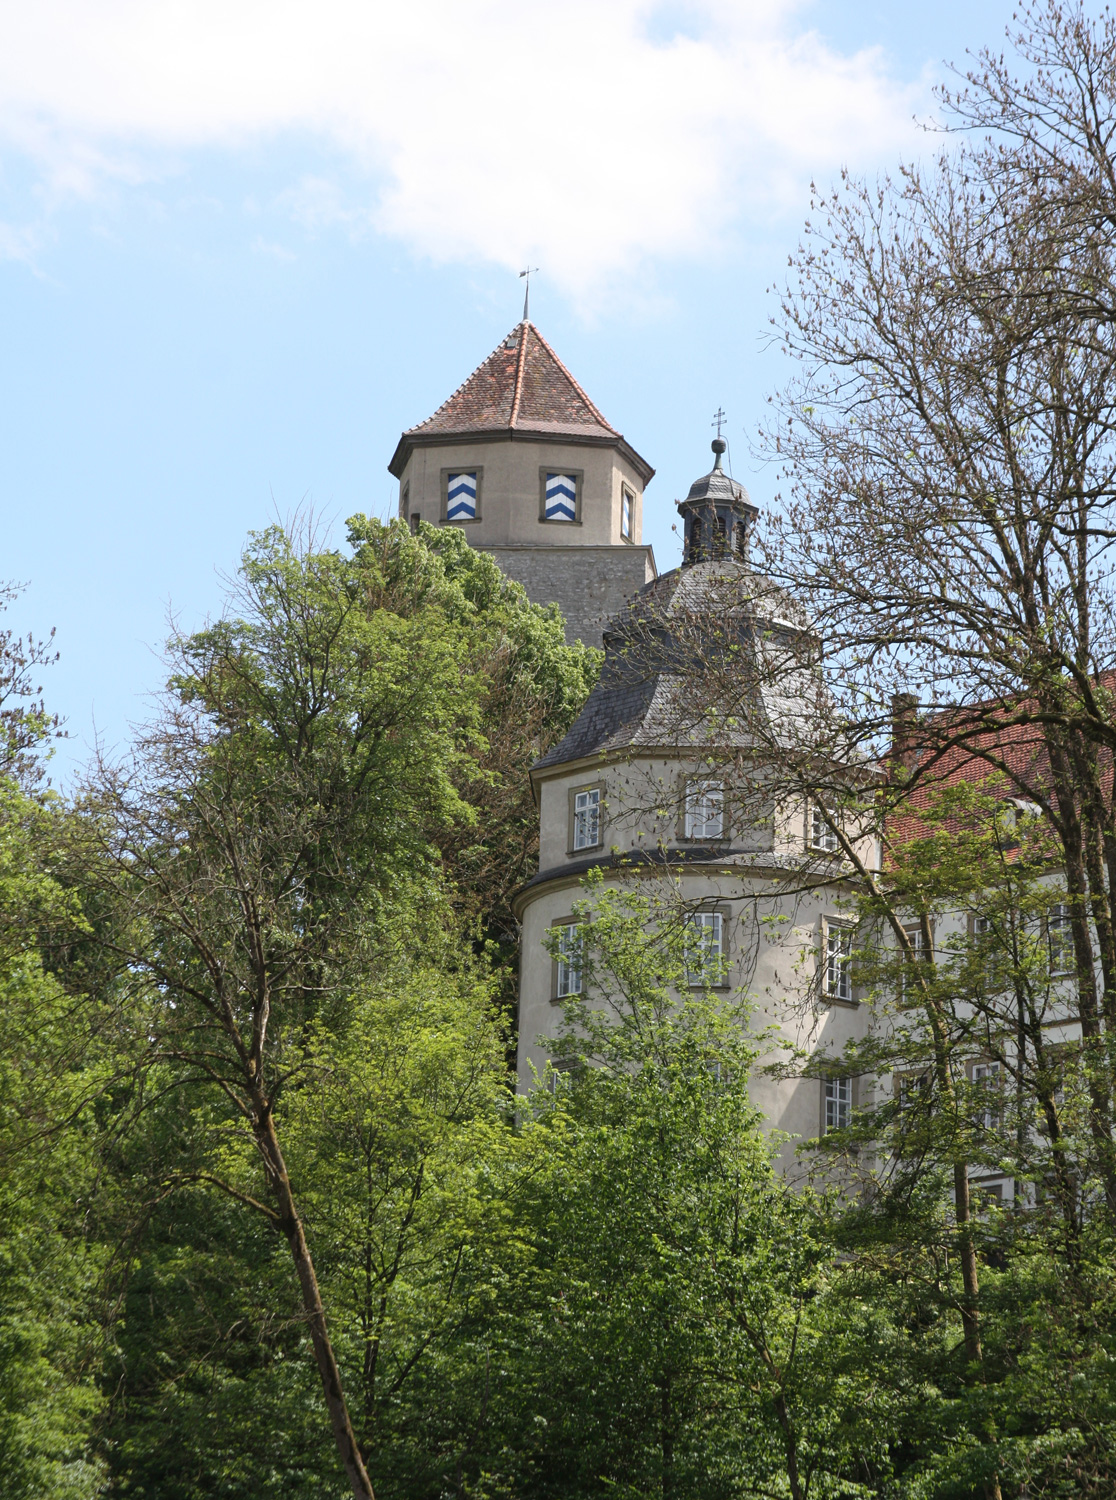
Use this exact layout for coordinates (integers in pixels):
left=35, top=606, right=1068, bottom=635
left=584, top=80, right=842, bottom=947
left=677, top=430, right=759, bottom=566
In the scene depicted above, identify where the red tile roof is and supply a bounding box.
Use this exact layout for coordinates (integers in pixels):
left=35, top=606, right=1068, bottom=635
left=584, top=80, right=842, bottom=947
left=885, top=703, right=1062, bottom=854
left=387, top=322, right=655, bottom=482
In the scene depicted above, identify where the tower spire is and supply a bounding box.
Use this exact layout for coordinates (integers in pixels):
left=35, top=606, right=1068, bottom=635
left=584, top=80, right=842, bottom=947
left=519, top=265, right=538, bottom=322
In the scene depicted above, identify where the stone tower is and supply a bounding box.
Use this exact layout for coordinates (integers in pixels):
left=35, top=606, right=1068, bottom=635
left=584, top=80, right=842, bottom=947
left=388, top=321, right=657, bottom=647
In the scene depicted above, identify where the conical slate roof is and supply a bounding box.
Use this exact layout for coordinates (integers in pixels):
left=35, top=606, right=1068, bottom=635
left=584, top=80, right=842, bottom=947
left=388, top=322, right=654, bottom=481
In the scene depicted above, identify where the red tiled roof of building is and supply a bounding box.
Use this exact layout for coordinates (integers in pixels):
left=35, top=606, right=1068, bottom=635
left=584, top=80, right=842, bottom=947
left=387, top=322, right=655, bottom=482
left=884, top=698, right=1079, bottom=854
left=412, top=321, right=618, bottom=438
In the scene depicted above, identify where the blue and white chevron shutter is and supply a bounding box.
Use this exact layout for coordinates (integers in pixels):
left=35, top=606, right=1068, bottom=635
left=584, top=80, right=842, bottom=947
left=544, top=472, right=577, bottom=521
left=446, top=472, right=477, bottom=521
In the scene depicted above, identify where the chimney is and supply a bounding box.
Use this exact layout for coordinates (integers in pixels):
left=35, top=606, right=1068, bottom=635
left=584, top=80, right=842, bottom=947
left=890, top=692, right=918, bottom=770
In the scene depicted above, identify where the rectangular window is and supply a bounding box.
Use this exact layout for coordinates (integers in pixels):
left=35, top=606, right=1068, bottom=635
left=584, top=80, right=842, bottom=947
left=825, top=922, right=853, bottom=1002
left=900, top=922, right=930, bottom=999
left=572, top=787, right=601, bottom=851
left=972, top=1060, right=1002, bottom=1131
left=686, top=911, right=724, bottom=986
left=809, top=804, right=839, bottom=853
left=409, top=512, right=421, bottom=535
left=685, top=779, right=724, bottom=840
left=401, top=480, right=410, bottom=517
left=824, top=1076, right=852, bottom=1131
left=896, top=1071, right=930, bottom=1110
left=544, top=472, right=578, bottom=522
left=446, top=471, right=478, bottom=521
left=1048, top=902, right=1074, bottom=976
left=621, top=487, right=633, bottom=539
left=555, top=924, right=583, bottom=999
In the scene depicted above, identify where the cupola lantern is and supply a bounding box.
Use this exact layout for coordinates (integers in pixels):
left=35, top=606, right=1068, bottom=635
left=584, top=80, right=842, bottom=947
left=677, top=438, right=759, bottom=564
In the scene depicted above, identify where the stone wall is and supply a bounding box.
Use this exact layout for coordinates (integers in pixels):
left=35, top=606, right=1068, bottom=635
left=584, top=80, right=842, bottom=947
left=479, top=542, right=657, bottom=647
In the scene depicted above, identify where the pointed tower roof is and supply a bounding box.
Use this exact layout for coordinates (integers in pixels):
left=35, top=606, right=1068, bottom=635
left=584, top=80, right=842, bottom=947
left=388, top=322, right=654, bottom=482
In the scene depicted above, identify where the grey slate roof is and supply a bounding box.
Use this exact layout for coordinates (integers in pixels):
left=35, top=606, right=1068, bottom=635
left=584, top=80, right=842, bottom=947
left=535, top=558, right=820, bottom=771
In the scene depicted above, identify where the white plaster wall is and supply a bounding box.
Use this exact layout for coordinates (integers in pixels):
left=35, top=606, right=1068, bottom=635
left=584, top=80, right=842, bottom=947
left=516, top=858, right=872, bottom=1171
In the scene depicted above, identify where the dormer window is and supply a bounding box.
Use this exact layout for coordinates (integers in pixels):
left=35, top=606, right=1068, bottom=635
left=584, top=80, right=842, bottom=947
left=543, top=471, right=579, bottom=522
left=621, top=487, right=633, bottom=539
left=685, top=779, right=724, bottom=840
left=809, top=804, right=839, bottom=853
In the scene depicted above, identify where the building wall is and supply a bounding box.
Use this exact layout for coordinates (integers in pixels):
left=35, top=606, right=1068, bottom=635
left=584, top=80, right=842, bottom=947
left=482, top=543, right=655, bottom=648
left=518, top=752, right=881, bottom=1171
left=397, top=436, right=647, bottom=548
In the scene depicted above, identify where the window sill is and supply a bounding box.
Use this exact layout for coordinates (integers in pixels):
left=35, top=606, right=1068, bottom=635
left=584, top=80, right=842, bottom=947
left=824, top=996, right=860, bottom=1010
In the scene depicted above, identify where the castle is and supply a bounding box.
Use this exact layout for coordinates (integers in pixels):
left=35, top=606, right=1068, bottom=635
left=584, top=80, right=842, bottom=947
left=391, top=318, right=887, bottom=1173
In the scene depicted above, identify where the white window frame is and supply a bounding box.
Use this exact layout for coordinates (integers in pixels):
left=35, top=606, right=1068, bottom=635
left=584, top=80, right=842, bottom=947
left=1048, top=901, right=1074, bottom=977
left=686, top=911, right=725, bottom=987
left=572, top=787, right=601, bottom=852
left=824, top=1076, right=852, bottom=1132
left=809, top=803, right=839, bottom=854
left=685, top=779, right=725, bottom=840
left=554, top=924, right=584, bottom=999
left=621, top=487, right=634, bottom=540
left=824, top=920, right=853, bottom=1003
left=971, top=1060, right=1003, bottom=1132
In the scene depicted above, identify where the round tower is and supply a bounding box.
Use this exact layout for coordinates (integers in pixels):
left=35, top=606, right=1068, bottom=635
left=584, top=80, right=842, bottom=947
left=514, top=440, right=879, bottom=1165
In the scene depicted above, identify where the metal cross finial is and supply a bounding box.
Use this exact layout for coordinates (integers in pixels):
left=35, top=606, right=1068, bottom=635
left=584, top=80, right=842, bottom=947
left=712, top=407, right=727, bottom=440
left=520, top=266, right=539, bottom=322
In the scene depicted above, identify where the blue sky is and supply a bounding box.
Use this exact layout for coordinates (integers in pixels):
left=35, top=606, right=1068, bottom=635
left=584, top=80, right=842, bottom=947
left=0, top=0, right=1013, bottom=781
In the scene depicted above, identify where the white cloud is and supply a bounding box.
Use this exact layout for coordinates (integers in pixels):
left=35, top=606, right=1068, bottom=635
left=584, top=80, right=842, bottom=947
left=0, top=0, right=926, bottom=299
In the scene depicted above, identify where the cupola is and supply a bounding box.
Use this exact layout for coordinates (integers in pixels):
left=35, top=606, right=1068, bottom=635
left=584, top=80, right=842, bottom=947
left=677, top=438, right=759, bottom=564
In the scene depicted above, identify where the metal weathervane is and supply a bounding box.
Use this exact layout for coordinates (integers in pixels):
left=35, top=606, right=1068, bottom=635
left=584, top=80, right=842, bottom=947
left=520, top=266, right=539, bottom=322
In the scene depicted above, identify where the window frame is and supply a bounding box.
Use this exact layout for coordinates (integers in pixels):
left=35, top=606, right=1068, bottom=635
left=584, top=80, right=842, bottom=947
left=567, top=783, right=604, bottom=854
left=620, top=485, right=635, bottom=540
left=538, top=467, right=584, bottom=525
left=807, top=802, right=840, bottom=854
left=685, top=907, right=730, bottom=988
left=969, top=1058, right=1004, bottom=1132
left=1047, top=901, right=1075, bottom=977
left=440, top=466, right=484, bottom=525
left=550, top=919, right=585, bottom=1002
left=822, top=1074, right=854, bottom=1133
left=681, top=775, right=727, bottom=842
left=822, top=916, right=855, bottom=1006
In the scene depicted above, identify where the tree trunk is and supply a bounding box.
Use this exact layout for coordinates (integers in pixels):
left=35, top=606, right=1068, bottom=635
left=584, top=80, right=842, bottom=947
left=256, top=1105, right=376, bottom=1500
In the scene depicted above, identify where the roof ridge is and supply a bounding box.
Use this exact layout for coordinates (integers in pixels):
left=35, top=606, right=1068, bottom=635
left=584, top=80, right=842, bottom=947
left=509, top=320, right=529, bottom=428
left=527, top=323, right=618, bottom=435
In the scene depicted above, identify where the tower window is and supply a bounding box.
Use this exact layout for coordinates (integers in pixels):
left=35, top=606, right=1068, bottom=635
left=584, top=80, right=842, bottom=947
left=444, top=471, right=479, bottom=522
left=621, top=487, right=633, bottom=539
left=571, top=787, right=601, bottom=851
left=554, top=924, right=584, bottom=998
left=544, top=472, right=579, bottom=522
left=685, top=779, right=724, bottom=839
left=686, top=911, right=725, bottom=986
left=688, top=517, right=702, bottom=561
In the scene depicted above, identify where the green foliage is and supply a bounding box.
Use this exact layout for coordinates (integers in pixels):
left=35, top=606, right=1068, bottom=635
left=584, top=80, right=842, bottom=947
left=0, top=780, right=107, bottom=1500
